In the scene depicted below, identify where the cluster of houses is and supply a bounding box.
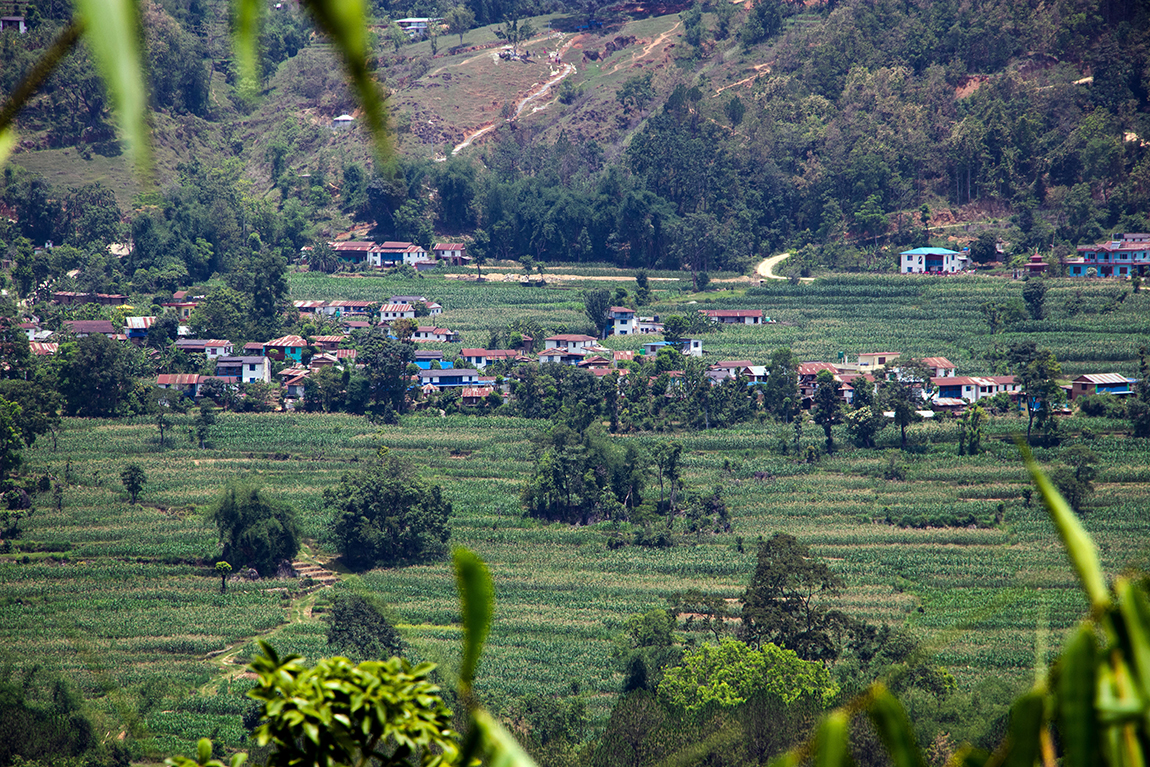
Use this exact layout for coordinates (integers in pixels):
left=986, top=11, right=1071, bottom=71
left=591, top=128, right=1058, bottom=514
left=29, top=285, right=1139, bottom=413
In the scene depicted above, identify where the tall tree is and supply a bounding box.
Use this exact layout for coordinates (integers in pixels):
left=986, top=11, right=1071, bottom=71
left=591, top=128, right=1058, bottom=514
left=1022, top=275, right=1048, bottom=320
left=1009, top=342, right=1064, bottom=441
left=209, top=484, right=301, bottom=575
left=54, top=334, right=134, bottom=417
left=762, top=348, right=799, bottom=421
left=325, top=455, right=452, bottom=570
left=445, top=5, right=475, bottom=45
left=812, top=370, right=842, bottom=453
left=584, top=288, right=612, bottom=339
left=740, top=533, right=848, bottom=663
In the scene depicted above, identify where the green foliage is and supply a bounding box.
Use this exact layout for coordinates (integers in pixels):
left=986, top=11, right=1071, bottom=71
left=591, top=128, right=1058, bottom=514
left=324, top=592, right=405, bottom=661
left=325, top=455, right=452, bottom=570
left=740, top=533, right=847, bottom=663
left=813, top=370, right=842, bottom=453
left=658, top=638, right=838, bottom=715
left=521, top=424, right=646, bottom=524
left=54, top=334, right=134, bottom=417
left=246, top=641, right=459, bottom=767
left=0, top=666, right=126, bottom=767
left=208, top=484, right=300, bottom=576
left=583, top=288, right=611, bottom=338
left=617, top=72, right=655, bottom=113
left=1022, top=276, right=1048, bottom=320
left=120, top=462, right=146, bottom=503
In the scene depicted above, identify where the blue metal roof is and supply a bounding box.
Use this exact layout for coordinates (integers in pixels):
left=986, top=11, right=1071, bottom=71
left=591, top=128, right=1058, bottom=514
left=901, top=247, right=961, bottom=256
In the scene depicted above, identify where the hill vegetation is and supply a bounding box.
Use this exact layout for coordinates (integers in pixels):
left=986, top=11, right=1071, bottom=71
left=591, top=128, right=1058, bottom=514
left=3, top=0, right=1150, bottom=283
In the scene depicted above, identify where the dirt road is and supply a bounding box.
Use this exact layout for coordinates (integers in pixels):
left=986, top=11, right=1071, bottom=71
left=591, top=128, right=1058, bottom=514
left=756, top=253, right=814, bottom=282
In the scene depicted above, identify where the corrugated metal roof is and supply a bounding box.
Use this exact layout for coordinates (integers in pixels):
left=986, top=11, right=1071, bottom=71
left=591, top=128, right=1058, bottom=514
left=1075, top=373, right=1131, bottom=385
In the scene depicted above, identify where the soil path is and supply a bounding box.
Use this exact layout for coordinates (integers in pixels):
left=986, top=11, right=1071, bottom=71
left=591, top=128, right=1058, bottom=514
left=608, top=21, right=680, bottom=74
left=452, top=35, right=577, bottom=155
left=756, top=253, right=815, bottom=283
left=197, top=553, right=339, bottom=695
left=714, top=63, right=771, bottom=94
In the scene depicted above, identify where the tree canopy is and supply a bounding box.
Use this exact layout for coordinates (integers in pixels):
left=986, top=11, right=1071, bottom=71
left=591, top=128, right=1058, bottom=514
left=740, top=533, right=848, bottom=663
left=209, top=484, right=301, bottom=576
left=324, top=455, right=452, bottom=570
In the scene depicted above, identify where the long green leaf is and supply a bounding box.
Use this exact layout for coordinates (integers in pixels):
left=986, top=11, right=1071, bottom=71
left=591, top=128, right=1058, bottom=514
left=815, top=711, right=854, bottom=767
left=232, top=0, right=262, bottom=94
left=866, top=685, right=927, bottom=767
left=1022, top=446, right=1111, bottom=612
left=0, top=127, right=15, bottom=167
left=1116, top=578, right=1150, bottom=701
left=1057, top=623, right=1100, bottom=767
left=454, top=547, right=493, bottom=691
left=1003, top=688, right=1044, bottom=767
left=301, top=0, right=390, bottom=160
left=72, top=0, right=150, bottom=171
left=473, top=707, right=539, bottom=767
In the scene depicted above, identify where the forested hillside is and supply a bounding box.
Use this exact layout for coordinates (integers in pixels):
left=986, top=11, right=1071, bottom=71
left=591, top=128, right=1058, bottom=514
left=3, top=0, right=1150, bottom=286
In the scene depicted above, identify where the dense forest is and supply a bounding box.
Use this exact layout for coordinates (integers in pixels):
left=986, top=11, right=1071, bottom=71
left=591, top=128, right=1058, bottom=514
left=3, top=0, right=1150, bottom=291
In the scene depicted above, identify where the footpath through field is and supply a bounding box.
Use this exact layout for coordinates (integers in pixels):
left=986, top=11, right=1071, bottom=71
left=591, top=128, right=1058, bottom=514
left=197, top=551, right=338, bottom=695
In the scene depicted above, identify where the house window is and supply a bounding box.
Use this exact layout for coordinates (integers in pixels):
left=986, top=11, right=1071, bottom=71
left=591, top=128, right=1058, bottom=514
left=249, top=364, right=257, bottom=372
left=877, top=357, right=886, bottom=365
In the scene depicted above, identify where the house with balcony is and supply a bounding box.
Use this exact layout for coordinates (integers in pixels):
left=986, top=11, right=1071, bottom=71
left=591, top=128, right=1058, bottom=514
left=416, top=368, right=479, bottom=387
left=608, top=306, right=637, bottom=335
left=215, top=356, right=271, bottom=384
left=461, top=349, right=522, bottom=369
left=1065, top=234, right=1150, bottom=277
left=175, top=339, right=234, bottom=358
left=1069, top=373, right=1136, bottom=400
left=264, top=335, right=308, bottom=363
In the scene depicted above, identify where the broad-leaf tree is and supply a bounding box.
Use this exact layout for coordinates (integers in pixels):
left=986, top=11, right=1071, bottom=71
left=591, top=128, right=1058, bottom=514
left=325, top=455, right=452, bottom=570
left=739, top=533, right=848, bottom=663
left=209, top=484, right=300, bottom=576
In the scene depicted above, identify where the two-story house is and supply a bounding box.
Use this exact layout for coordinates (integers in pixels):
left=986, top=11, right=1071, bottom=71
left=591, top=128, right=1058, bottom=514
left=215, top=356, right=271, bottom=384
left=608, top=306, right=637, bottom=335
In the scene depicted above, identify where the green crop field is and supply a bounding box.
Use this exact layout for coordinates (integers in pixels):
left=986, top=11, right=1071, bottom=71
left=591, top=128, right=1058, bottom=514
left=291, top=268, right=1150, bottom=375
left=4, top=401, right=1150, bottom=755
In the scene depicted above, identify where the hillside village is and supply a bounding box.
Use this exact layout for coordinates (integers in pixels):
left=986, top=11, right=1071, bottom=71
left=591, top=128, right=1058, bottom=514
left=19, top=276, right=1138, bottom=418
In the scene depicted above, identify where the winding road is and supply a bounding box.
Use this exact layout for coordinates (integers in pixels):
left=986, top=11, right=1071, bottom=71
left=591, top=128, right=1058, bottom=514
left=756, top=252, right=814, bottom=283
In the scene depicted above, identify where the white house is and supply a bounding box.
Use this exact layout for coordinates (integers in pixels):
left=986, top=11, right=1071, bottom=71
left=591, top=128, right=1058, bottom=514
left=931, top=375, right=1019, bottom=403
left=416, top=368, right=479, bottom=387
left=544, top=334, right=597, bottom=350
left=900, top=247, right=969, bottom=274
left=461, top=349, right=521, bottom=369
left=215, top=356, right=271, bottom=384
left=380, top=303, right=416, bottom=322
left=412, top=326, right=459, bottom=343
left=642, top=339, right=702, bottom=357
left=921, top=357, right=957, bottom=377
left=608, top=306, right=638, bottom=335
left=856, top=352, right=900, bottom=372
left=699, top=309, right=763, bottom=325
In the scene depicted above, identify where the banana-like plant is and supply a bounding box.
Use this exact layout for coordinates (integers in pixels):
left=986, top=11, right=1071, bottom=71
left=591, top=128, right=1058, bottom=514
left=0, top=0, right=390, bottom=170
